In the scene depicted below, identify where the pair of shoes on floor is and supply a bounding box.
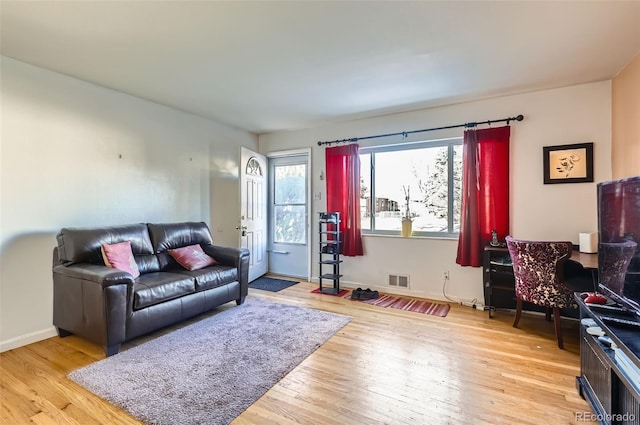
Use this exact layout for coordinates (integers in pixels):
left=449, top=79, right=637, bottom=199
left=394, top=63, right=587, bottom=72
left=351, top=287, right=379, bottom=301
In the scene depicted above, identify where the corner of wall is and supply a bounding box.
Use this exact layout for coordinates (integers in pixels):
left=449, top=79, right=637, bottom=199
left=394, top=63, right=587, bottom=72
left=611, top=53, right=640, bottom=179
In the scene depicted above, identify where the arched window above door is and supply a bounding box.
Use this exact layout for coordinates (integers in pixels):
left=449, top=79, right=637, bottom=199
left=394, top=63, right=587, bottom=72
left=246, top=157, right=263, bottom=176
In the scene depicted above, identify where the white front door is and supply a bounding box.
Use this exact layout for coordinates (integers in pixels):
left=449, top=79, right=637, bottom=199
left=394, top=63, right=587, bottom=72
left=240, top=147, right=268, bottom=282
left=268, top=153, right=310, bottom=279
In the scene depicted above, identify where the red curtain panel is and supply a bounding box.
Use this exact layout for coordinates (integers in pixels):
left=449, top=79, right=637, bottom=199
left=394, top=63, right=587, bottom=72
left=325, top=144, right=364, bottom=256
left=456, top=126, right=510, bottom=267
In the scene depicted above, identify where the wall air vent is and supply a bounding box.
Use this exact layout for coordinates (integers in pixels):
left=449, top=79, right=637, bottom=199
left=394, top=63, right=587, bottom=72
left=388, top=274, right=409, bottom=288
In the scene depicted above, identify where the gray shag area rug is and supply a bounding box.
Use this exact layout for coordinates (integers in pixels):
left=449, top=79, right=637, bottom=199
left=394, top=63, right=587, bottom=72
left=69, top=298, right=351, bottom=425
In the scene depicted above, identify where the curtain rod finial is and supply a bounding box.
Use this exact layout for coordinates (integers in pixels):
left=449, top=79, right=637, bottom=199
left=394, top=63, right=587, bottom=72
left=516, top=114, right=524, bottom=121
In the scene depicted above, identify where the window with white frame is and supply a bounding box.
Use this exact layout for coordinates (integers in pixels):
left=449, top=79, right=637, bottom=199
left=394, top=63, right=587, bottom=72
left=360, top=137, right=462, bottom=237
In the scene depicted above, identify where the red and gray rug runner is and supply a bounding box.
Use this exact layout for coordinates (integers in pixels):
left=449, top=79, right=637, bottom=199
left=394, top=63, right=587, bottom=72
left=347, top=292, right=451, bottom=317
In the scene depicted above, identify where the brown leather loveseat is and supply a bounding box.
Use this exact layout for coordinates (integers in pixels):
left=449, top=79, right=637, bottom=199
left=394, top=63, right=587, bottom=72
left=53, top=221, right=249, bottom=356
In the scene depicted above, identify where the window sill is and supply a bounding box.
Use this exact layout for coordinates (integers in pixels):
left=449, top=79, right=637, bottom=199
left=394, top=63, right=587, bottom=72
left=361, top=233, right=458, bottom=241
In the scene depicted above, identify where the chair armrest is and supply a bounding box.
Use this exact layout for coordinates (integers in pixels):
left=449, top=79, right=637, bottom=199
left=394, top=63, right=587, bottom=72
left=53, top=264, right=135, bottom=287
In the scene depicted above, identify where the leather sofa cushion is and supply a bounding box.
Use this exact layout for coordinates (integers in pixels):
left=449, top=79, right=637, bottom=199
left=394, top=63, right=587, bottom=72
left=133, top=272, right=196, bottom=310
left=57, top=223, right=153, bottom=265
left=173, top=265, right=238, bottom=291
left=148, top=222, right=213, bottom=253
left=135, top=254, right=161, bottom=274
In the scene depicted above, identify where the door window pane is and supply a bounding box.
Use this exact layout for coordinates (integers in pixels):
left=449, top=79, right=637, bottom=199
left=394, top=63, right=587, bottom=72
left=274, top=164, right=306, bottom=204
left=274, top=205, right=305, bottom=243
left=274, top=163, right=306, bottom=244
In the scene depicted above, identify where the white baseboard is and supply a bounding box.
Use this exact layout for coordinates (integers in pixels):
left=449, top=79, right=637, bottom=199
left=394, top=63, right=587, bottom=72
left=309, top=277, right=478, bottom=307
left=311, top=277, right=425, bottom=297
left=0, top=327, right=58, bottom=353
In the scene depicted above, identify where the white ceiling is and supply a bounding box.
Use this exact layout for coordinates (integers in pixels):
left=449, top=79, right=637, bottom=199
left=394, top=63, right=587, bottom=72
left=1, top=1, right=639, bottom=134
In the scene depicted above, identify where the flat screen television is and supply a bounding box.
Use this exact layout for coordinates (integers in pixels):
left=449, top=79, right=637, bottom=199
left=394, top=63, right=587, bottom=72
left=597, top=175, right=640, bottom=317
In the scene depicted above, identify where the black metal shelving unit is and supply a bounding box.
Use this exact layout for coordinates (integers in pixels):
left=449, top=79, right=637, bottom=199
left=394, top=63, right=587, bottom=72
left=318, top=212, right=343, bottom=295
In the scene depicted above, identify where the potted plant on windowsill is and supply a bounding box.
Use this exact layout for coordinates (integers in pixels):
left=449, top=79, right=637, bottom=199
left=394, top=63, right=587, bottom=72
left=401, top=185, right=413, bottom=237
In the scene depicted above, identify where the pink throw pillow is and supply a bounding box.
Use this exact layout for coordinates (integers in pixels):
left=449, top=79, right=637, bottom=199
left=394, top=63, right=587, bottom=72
left=101, top=241, right=140, bottom=278
left=168, top=244, right=217, bottom=271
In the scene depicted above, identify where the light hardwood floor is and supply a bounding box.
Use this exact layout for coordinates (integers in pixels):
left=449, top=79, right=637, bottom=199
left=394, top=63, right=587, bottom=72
left=1, top=281, right=595, bottom=425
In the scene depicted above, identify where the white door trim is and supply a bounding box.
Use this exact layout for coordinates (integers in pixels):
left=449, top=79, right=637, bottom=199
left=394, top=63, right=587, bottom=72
left=266, top=148, right=312, bottom=282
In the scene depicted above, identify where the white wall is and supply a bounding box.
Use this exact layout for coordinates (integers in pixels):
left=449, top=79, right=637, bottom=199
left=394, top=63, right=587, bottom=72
left=0, top=57, right=257, bottom=351
left=259, top=81, right=612, bottom=305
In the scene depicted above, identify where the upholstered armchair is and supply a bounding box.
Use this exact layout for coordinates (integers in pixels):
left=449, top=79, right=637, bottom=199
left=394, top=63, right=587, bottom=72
left=505, top=236, right=576, bottom=349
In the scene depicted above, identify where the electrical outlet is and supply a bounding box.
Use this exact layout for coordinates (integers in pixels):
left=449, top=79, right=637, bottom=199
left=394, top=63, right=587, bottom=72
left=442, top=270, right=449, bottom=280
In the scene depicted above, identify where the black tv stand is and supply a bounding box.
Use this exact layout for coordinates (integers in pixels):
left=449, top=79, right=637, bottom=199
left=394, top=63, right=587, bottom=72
left=575, top=294, right=640, bottom=424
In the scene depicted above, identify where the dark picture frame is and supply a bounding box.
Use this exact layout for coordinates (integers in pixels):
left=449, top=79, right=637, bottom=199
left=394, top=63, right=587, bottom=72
left=543, top=142, right=594, bottom=184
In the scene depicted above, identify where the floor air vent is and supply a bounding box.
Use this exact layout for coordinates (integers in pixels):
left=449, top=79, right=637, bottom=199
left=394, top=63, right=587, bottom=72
left=388, top=274, right=409, bottom=288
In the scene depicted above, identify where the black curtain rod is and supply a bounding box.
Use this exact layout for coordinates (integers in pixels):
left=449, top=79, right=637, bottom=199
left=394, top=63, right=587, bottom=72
left=317, top=114, right=524, bottom=146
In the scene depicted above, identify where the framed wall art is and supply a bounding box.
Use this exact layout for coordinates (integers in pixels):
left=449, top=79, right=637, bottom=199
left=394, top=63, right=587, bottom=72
left=543, top=142, right=594, bottom=184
